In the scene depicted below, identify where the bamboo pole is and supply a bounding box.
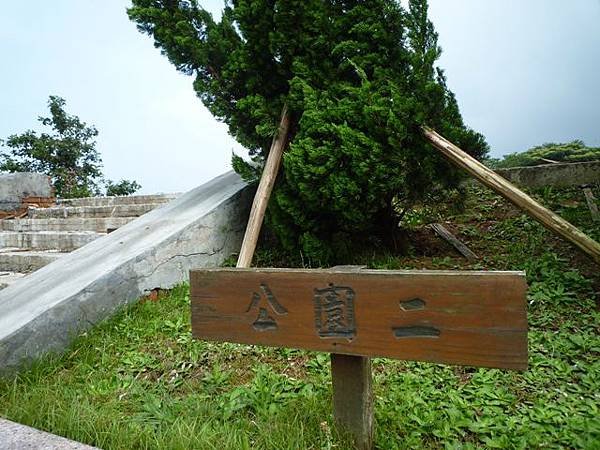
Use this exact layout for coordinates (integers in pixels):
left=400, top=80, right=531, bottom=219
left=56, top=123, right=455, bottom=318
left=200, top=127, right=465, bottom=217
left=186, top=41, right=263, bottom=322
left=421, top=126, right=600, bottom=265
left=237, top=105, right=291, bottom=268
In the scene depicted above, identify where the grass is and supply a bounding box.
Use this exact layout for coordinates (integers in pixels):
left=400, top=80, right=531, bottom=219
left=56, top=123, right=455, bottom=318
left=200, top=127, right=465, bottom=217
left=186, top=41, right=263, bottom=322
left=1, top=185, right=599, bottom=449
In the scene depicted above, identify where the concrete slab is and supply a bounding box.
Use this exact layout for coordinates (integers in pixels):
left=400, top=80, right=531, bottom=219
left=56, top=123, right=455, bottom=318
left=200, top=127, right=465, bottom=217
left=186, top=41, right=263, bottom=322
left=0, top=231, right=103, bottom=251
left=0, top=250, right=64, bottom=273
left=0, top=418, right=98, bottom=449
left=1, top=217, right=134, bottom=233
left=0, top=171, right=251, bottom=373
left=57, top=193, right=180, bottom=207
left=27, top=203, right=159, bottom=219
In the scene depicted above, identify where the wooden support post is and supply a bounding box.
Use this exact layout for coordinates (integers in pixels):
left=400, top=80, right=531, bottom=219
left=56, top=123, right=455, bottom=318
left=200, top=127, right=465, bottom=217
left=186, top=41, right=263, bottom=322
left=583, top=187, right=599, bottom=222
left=237, top=105, right=291, bottom=268
left=430, top=223, right=478, bottom=261
left=422, top=126, right=600, bottom=265
left=331, top=354, right=373, bottom=450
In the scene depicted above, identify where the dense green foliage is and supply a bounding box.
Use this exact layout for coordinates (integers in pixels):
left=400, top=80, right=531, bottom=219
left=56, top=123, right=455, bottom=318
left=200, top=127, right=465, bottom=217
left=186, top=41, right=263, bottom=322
left=489, top=140, right=600, bottom=169
left=1, top=185, right=599, bottom=449
left=105, top=179, right=142, bottom=197
left=0, top=96, right=141, bottom=198
left=128, top=0, right=487, bottom=263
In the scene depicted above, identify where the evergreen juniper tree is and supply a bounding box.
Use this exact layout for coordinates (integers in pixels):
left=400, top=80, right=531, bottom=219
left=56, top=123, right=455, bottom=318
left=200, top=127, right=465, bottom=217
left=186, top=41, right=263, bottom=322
left=128, top=0, right=488, bottom=264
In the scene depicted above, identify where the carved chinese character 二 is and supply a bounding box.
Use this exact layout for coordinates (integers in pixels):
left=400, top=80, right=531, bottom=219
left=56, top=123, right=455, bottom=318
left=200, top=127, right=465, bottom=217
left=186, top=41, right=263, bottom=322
left=314, top=284, right=356, bottom=339
left=392, top=298, right=440, bottom=338
left=246, top=283, right=288, bottom=331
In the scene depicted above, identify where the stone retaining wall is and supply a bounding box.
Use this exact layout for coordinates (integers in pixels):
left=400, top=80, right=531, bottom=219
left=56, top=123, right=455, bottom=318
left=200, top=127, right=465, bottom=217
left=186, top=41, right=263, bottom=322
left=496, top=161, right=600, bottom=189
left=0, top=172, right=54, bottom=216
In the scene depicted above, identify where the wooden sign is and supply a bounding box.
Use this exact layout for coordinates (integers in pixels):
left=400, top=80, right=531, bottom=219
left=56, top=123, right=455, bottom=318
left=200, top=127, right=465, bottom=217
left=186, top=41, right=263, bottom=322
left=191, top=268, right=528, bottom=370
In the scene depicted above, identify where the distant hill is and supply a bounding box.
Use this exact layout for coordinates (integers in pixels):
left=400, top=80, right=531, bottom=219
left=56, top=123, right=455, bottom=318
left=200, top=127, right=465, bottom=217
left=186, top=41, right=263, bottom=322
left=487, top=140, right=600, bottom=169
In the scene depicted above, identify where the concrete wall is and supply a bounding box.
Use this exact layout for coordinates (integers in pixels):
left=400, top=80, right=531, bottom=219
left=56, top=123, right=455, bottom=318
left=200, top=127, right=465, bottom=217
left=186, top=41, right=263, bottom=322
left=0, top=172, right=54, bottom=211
left=0, top=171, right=252, bottom=373
left=496, top=161, right=600, bottom=189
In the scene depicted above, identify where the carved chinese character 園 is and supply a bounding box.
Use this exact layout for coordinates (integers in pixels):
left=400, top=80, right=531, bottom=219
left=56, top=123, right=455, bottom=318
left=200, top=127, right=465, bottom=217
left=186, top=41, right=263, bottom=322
left=392, top=298, right=440, bottom=338
left=314, top=284, right=356, bottom=339
left=246, top=283, right=288, bottom=331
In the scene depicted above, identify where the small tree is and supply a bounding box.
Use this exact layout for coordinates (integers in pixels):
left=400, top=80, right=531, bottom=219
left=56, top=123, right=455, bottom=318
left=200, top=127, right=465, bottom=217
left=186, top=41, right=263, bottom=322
left=0, top=96, right=141, bottom=198
left=106, top=179, right=142, bottom=196
left=129, top=0, right=488, bottom=263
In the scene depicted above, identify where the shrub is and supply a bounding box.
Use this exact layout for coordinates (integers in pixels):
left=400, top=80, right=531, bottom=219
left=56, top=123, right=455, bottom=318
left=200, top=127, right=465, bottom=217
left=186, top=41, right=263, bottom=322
left=129, top=0, right=488, bottom=263
left=489, top=141, right=600, bottom=169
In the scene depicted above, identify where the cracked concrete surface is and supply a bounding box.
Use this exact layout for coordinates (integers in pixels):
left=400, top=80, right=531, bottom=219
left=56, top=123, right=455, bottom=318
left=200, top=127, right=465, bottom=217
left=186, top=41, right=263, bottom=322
left=0, top=418, right=98, bottom=449
left=0, top=171, right=251, bottom=373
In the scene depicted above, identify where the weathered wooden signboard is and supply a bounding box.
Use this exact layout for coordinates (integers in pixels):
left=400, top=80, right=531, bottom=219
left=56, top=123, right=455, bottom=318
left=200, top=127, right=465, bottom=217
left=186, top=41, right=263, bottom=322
left=191, top=268, right=528, bottom=370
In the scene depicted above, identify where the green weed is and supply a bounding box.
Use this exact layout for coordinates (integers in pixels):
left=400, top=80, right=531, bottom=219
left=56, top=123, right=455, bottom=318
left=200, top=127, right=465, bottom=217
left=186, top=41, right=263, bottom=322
left=1, top=186, right=599, bottom=448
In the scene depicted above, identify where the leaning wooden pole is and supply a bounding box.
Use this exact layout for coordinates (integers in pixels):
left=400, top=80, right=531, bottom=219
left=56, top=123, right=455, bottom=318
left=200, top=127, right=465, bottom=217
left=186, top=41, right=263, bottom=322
left=237, top=105, right=291, bottom=268
left=422, top=126, right=600, bottom=265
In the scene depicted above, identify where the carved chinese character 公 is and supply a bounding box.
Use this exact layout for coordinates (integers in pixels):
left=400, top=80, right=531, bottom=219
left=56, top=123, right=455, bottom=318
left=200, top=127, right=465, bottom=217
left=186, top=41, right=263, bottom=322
left=314, top=284, right=356, bottom=339
left=246, top=283, right=288, bottom=331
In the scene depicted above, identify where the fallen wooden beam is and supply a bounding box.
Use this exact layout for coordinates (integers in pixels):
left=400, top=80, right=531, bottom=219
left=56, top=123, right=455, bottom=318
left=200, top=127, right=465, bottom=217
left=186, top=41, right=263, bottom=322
left=539, top=158, right=559, bottom=164
left=583, top=187, right=599, bottom=222
left=422, top=126, right=600, bottom=265
left=237, top=105, right=291, bottom=268
left=431, top=223, right=478, bottom=261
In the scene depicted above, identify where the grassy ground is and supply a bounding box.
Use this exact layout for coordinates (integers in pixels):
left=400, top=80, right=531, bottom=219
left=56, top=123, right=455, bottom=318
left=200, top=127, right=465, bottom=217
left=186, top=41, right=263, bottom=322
left=1, top=185, right=599, bottom=449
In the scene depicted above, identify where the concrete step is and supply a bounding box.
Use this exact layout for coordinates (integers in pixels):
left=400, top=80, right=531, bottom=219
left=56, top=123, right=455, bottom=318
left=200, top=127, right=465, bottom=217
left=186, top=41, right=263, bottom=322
left=0, top=217, right=134, bottom=232
left=27, top=203, right=160, bottom=219
left=0, top=271, right=27, bottom=290
left=0, top=249, right=65, bottom=272
left=57, top=193, right=179, bottom=207
left=0, top=231, right=103, bottom=251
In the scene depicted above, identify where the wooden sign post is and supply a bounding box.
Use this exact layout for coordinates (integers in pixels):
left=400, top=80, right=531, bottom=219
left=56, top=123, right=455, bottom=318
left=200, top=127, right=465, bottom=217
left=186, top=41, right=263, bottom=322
left=191, top=267, right=528, bottom=448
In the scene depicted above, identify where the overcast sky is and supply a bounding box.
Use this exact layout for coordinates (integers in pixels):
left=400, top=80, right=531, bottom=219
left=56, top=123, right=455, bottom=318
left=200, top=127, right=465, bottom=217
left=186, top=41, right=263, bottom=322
left=1, top=1, right=599, bottom=194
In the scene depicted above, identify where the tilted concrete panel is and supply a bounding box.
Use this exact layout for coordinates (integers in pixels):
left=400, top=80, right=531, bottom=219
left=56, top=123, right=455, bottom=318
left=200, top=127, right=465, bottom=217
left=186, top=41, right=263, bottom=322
left=0, top=171, right=251, bottom=373
left=0, top=418, right=98, bottom=449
